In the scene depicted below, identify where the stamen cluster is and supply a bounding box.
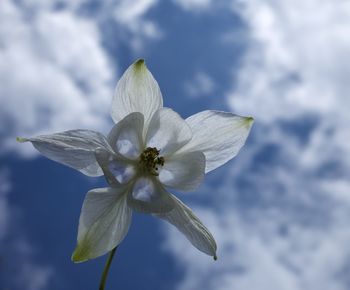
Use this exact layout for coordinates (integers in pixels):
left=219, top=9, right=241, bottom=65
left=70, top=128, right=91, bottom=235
left=139, top=147, right=164, bottom=176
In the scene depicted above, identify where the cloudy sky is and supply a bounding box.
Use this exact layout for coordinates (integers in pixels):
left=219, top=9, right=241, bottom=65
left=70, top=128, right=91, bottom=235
left=1, top=0, right=350, bottom=289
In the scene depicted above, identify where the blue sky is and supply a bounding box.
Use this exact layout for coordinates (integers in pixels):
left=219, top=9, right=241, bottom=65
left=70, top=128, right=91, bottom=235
left=1, top=0, right=350, bottom=289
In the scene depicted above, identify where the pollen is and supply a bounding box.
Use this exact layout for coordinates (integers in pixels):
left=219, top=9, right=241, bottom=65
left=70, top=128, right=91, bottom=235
left=139, top=147, right=165, bottom=176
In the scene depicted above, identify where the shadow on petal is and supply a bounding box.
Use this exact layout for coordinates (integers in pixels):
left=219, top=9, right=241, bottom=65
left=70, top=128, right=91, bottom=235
left=127, top=177, right=175, bottom=214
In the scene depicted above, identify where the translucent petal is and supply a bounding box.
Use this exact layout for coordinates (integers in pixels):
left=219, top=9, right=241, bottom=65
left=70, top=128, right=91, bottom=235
left=146, top=108, right=192, bottom=156
left=72, top=187, right=132, bottom=262
left=159, top=151, right=205, bottom=191
left=108, top=112, right=144, bottom=160
left=155, top=195, right=217, bottom=259
left=95, top=148, right=136, bottom=187
left=111, top=59, right=163, bottom=133
left=179, top=110, right=254, bottom=173
left=127, top=177, right=175, bottom=214
left=24, top=130, right=111, bottom=176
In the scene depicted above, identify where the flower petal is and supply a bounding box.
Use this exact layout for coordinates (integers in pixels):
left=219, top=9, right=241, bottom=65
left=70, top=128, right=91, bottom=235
left=146, top=108, right=192, bottom=156
left=127, top=177, right=175, bottom=214
left=94, top=148, right=120, bottom=187
left=111, top=59, right=163, bottom=132
left=22, top=130, right=112, bottom=176
left=72, top=187, right=132, bottom=262
left=155, top=195, right=217, bottom=259
left=159, top=151, right=205, bottom=191
left=95, top=148, right=137, bottom=187
left=179, top=110, right=254, bottom=173
left=108, top=112, right=144, bottom=160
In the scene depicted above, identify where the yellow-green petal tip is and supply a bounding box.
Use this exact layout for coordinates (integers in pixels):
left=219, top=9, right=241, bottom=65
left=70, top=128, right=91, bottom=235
left=244, top=117, right=254, bottom=128
left=133, top=59, right=147, bottom=74
left=135, top=58, right=145, bottom=64
left=246, top=116, right=254, bottom=123
left=16, top=137, right=28, bottom=143
left=71, top=246, right=88, bottom=263
left=134, top=58, right=145, bottom=68
left=71, top=253, right=83, bottom=263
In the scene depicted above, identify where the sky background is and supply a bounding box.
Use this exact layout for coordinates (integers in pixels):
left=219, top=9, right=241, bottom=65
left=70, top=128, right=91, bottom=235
left=1, top=0, right=350, bottom=289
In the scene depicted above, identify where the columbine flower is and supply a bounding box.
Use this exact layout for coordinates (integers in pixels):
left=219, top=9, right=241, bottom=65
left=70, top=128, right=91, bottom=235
left=18, top=59, right=253, bottom=263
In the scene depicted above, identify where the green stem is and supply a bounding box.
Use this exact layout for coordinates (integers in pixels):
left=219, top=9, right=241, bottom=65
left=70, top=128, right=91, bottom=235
left=99, top=247, right=118, bottom=290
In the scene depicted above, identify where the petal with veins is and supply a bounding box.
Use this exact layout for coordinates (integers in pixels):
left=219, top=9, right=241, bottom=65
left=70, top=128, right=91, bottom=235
left=108, top=112, right=144, bottom=160
left=23, top=130, right=112, bottom=176
left=179, top=110, right=254, bottom=173
left=111, top=59, right=163, bottom=132
left=72, top=187, right=132, bottom=262
left=127, top=177, right=175, bottom=214
left=155, top=195, right=217, bottom=259
left=146, top=108, right=192, bottom=156
left=159, top=151, right=205, bottom=191
left=95, top=148, right=136, bottom=186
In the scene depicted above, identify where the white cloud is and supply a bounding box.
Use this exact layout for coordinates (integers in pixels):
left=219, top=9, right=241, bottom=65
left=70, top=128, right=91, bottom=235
left=173, top=0, right=213, bottom=11
left=229, top=0, right=350, bottom=170
left=0, top=168, right=53, bottom=290
left=184, top=72, right=215, bottom=98
left=0, top=0, right=165, bottom=156
left=162, top=0, right=350, bottom=289
left=230, top=0, right=350, bottom=122
left=113, top=0, right=163, bottom=52
left=17, top=262, right=53, bottom=290
left=0, top=1, right=115, bottom=156
left=114, top=0, right=158, bottom=25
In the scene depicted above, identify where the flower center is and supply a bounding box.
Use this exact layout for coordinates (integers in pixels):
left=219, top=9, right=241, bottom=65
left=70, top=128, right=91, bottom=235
left=139, top=147, right=164, bottom=176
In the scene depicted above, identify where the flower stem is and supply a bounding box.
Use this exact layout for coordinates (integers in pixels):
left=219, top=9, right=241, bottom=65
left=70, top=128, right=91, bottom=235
left=99, top=247, right=118, bottom=290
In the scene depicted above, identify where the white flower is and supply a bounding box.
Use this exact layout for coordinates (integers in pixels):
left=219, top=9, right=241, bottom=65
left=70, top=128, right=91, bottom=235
left=19, top=59, right=254, bottom=262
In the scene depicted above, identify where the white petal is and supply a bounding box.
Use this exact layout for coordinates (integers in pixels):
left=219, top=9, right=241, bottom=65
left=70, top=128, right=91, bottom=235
left=108, top=112, right=144, bottom=160
left=111, top=59, right=163, bottom=132
left=146, top=108, right=192, bottom=156
left=159, top=151, right=205, bottom=191
left=179, top=110, right=254, bottom=173
left=94, top=148, right=120, bottom=187
left=127, top=177, right=175, bottom=214
left=23, top=130, right=111, bottom=176
left=95, top=148, right=136, bottom=186
left=155, top=195, right=217, bottom=259
left=72, top=187, right=132, bottom=262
